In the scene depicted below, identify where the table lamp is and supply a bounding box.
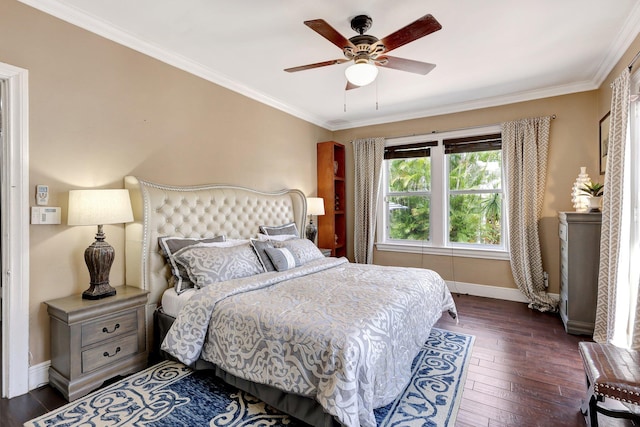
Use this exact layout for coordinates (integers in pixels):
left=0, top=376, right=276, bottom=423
left=68, top=189, right=134, bottom=299
left=305, top=197, right=325, bottom=243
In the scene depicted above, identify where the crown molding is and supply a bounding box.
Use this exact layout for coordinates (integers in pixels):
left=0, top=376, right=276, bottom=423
left=591, top=1, right=640, bottom=86
left=18, top=0, right=640, bottom=132
left=330, top=79, right=597, bottom=130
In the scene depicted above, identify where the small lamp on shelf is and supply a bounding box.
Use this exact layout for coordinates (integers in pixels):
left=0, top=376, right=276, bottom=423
left=305, top=197, right=325, bottom=243
left=68, top=189, right=134, bottom=300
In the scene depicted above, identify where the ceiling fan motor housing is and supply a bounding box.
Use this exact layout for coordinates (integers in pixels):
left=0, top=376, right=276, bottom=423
left=345, top=34, right=382, bottom=60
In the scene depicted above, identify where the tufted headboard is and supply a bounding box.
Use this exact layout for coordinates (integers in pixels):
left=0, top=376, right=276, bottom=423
left=123, top=176, right=307, bottom=331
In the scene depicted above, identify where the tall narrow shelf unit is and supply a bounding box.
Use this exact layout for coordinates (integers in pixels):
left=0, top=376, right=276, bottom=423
left=317, top=141, right=346, bottom=257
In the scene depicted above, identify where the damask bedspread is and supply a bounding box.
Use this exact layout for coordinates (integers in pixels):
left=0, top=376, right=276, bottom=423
left=162, top=257, right=456, bottom=427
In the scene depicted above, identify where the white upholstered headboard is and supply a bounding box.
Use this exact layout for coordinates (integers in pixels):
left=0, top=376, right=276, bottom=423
left=123, top=176, right=306, bottom=315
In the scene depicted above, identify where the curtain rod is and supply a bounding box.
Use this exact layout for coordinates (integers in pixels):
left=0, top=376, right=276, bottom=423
left=376, top=114, right=556, bottom=141
left=628, top=50, right=640, bottom=71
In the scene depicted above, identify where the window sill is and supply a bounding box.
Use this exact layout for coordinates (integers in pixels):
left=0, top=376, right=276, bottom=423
left=375, top=242, right=510, bottom=260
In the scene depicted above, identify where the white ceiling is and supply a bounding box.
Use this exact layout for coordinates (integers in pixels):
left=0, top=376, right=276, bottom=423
left=19, top=0, right=640, bottom=131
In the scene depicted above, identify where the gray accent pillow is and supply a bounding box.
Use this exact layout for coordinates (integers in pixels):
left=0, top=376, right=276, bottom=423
left=265, top=247, right=301, bottom=272
left=259, top=222, right=299, bottom=237
left=250, top=238, right=276, bottom=272
left=158, top=235, right=225, bottom=294
left=277, top=238, right=325, bottom=265
left=173, top=242, right=264, bottom=288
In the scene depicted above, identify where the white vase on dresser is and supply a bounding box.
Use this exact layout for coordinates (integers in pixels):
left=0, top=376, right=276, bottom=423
left=571, top=167, right=591, bottom=212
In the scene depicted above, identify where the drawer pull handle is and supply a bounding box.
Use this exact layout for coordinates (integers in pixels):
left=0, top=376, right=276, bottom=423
left=103, top=347, right=121, bottom=358
left=102, top=324, right=120, bottom=334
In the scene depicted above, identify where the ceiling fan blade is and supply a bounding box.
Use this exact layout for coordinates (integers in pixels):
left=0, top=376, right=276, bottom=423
left=285, top=59, right=348, bottom=73
left=377, top=56, right=436, bottom=75
left=304, top=19, right=356, bottom=50
left=378, top=14, right=442, bottom=53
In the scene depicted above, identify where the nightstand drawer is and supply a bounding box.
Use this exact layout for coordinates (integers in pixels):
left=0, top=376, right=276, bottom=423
left=82, top=333, right=139, bottom=373
left=81, top=311, right=138, bottom=347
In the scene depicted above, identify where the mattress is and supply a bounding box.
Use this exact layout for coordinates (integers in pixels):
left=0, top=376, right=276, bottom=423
left=161, top=287, right=195, bottom=318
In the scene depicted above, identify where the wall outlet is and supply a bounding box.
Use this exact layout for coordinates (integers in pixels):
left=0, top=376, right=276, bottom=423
left=543, top=271, right=549, bottom=288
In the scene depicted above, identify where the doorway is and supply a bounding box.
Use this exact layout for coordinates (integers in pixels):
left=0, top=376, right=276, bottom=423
left=0, top=62, right=30, bottom=399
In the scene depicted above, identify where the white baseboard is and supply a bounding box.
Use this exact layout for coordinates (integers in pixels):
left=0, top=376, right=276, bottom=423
left=446, top=280, right=559, bottom=303
left=29, top=360, right=50, bottom=391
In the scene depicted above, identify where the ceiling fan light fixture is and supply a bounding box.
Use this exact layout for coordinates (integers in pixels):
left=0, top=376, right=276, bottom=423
left=345, top=61, right=378, bottom=87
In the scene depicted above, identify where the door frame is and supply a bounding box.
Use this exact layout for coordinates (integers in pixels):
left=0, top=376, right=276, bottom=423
left=0, top=62, right=29, bottom=398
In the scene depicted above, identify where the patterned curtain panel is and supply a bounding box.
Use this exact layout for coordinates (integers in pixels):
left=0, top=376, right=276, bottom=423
left=593, top=70, right=639, bottom=350
left=502, top=116, right=557, bottom=312
left=353, top=137, right=385, bottom=264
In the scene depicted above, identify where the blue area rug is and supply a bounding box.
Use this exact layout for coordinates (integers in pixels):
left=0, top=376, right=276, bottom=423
left=25, top=328, right=474, bottom=427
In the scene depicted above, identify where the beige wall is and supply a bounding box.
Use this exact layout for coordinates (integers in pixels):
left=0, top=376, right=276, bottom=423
left=334, top=92, right=598, bottom=292
left=1, top=0, right=331, bottom=365
left=3, top=0, right=640, bottom=370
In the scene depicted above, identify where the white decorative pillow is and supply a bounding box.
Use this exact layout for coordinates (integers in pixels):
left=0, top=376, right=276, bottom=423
left=265, top=247, right=301, bottom=272
left=259, top=222, right=299, bottom=237
left=256, top=233, right=298, bottom=242
left=277, top=238, right=325, bottom=265
left=158, top=235, right=225, bottom=294
left=173, top=242, right=264, bottom=288
left=202, top=239, right=250, bottom=247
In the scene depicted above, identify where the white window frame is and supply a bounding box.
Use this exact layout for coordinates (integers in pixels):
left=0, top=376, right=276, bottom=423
left=376, top=125, right=509, bottom=260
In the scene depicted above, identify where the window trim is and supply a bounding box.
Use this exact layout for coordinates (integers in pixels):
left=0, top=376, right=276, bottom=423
left=376, top=125, right=508, bottom=260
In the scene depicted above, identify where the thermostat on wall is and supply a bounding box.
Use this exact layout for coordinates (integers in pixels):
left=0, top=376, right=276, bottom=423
left=36, top=184, right=49, bottom=205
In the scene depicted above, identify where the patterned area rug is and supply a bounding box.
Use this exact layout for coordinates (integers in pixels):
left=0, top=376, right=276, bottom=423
left=25, top=328, right=474, bottom=427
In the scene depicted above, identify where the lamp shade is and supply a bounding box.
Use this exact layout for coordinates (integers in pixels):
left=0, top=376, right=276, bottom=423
left=345, top=62, right=378, bottom=87
left=68, top=189, right=134, bottom=226
left=306, top=197, right=325, bottom=216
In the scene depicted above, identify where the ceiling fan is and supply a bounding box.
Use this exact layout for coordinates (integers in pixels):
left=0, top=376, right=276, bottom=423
left=284, top=14, right=442, bottom=89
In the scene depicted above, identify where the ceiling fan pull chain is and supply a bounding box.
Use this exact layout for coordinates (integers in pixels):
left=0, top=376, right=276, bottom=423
left=344, top=90, right=347, bottom=112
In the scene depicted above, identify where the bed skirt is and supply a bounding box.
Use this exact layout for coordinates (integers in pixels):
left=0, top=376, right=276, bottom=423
left=153, top=308, right=338, bottom=427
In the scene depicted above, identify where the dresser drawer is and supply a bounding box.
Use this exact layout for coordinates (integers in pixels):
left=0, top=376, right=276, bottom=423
left=81, top=311, right=138, bottom=347
left=81, top=333, right=139, bottom=373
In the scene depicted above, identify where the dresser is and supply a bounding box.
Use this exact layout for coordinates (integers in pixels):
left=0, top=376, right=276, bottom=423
left=558, top=212, right=602, bottom=335
left=45, top=285, right=149, bottom=401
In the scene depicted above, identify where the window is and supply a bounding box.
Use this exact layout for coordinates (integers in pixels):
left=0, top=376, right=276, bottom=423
left=385, top=141, right=437, bottom=242
left=377, top=126, right=508, bottom=259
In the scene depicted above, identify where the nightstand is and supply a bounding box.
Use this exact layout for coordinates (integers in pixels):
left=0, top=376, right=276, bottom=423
left=320, top=248, right=332, bottom=257
left=45, top=285, right=149, bottom=401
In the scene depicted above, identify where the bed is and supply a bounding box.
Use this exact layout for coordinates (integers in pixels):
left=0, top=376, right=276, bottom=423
left=123, top=176, right=457, bottom=427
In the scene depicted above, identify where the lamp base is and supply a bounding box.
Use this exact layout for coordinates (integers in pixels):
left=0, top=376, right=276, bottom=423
left=82, top=226, right=117, bottom=300
left=82, top=283, right=117, bottom=300
left=306, top=222, right=318, bottom=243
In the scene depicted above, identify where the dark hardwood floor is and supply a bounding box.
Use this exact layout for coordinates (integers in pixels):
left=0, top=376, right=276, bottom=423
left=1, top=294, right=635, bottom=426
left=435, top=294, right=636, bottom=427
